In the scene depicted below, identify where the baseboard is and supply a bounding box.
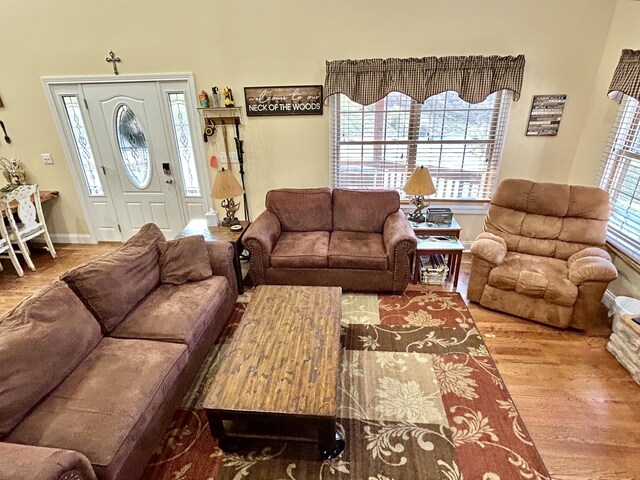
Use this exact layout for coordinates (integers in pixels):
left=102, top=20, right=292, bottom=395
left=602, top=289, right=616, bottom=310
left=31, top=233, right=96, bottom=245
left=461, top=241, right=473, bottom=252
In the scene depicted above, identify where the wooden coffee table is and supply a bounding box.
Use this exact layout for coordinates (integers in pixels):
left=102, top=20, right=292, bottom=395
left=203, top=285, right=345, bottom=459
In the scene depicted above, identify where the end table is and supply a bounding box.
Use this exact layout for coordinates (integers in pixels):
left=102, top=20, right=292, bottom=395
left=177, top=219, right=250, bottom=294
left=408, top=217, right=464, bottom=287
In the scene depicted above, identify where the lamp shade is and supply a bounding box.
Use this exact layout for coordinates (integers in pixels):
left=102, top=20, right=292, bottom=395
left=211, top=168, right=244, bottom=199
left=403, top=166, right=436, bottom=196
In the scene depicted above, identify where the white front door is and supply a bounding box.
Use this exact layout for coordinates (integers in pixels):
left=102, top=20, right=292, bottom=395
left=46, top=76, right=210, bottom=243
left=82, top=83, right=185, bottom=240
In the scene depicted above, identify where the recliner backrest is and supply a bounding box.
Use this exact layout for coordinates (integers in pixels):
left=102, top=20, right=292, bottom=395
left=485, top=179, right=610, bottom=260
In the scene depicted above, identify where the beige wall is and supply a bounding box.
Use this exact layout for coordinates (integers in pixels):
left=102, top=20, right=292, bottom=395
left=570, top=0, right=640, bottom=299
left=0, top=0, right=616, bottom=242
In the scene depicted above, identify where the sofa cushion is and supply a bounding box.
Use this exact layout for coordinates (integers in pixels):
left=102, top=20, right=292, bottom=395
left=266, top=188, right=332, bottom=232
left=333, top=189, right=400, bottom=233
left=271, top=231, right=329, bottom=268
left=158, top=235, right=213, bottom=285
left=110, top=276, right=230, bottom=351
left=487, top=252, right=578, bottom=307
left=61, top=223, right=165, bottom=333
left=6, top=338, right=188, bottom=480
left=328, top=231, right=388, bottom=270
left=0, top=281, right=102, bottom=438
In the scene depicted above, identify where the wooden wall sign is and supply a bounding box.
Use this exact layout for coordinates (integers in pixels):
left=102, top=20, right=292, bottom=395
left=526, top=94, right=567, bottom=136
left=244, top=85, right=323, bottom=117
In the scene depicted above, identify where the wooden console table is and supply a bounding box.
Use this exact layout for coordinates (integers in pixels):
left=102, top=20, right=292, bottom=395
left=4, top=190, right=59, bottom=215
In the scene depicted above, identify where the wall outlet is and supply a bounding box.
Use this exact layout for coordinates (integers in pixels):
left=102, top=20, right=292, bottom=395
left=218, top=151, right=239, bottom=164
left=41, top=153, right=53, bottom=165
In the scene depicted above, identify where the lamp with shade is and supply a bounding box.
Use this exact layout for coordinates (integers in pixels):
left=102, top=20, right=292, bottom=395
left=210, top=167, right=244, bottom=227
left=403, top=166, right=436, bottom=223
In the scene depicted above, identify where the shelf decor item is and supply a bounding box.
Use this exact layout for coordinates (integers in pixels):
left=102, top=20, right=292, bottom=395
left=403, top=165, right=436, bottom=223
left=211, top=167, right=244, bottom=227
left=0, top=157, right=26, bottom=192
left=426, top=207, right=453, bottom=225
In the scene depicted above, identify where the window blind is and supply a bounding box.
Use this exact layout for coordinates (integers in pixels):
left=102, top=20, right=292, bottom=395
left=330, top=90, right=511, bottom=201
left=598, top=94, right=640, bottom=260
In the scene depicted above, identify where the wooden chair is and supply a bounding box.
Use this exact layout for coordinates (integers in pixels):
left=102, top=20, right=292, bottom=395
left=0, top=184, right=57, bottom=272
left=0, top=214, right=23, bottom=276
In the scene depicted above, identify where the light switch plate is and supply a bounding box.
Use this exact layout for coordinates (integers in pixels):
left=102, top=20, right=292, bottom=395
left=218, top=151, right=239, bottom=164
left=41, top=153, right=53, bottom=165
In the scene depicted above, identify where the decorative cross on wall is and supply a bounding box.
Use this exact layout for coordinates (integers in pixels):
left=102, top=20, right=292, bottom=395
left=106, top=50, right=121, bottom=75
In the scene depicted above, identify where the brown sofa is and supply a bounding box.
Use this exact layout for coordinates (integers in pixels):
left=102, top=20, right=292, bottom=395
left=467, top=179, right=618, bottom=329
left=0, top=224, right=238, bottom=480
left=243, top=187, right=417, bottom=293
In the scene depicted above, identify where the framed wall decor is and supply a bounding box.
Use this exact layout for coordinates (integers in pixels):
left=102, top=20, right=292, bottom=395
left=244, top=85, right=323, bottom=117
left=526, top=94, right=567, bottom=136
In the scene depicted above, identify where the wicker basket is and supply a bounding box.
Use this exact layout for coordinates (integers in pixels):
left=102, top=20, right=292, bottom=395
left=419, top=254, right=449, bottom=285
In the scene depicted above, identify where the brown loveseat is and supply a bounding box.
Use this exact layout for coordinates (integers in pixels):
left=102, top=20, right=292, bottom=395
left=243, top=188, right=417, bottom=293
left=0, top=224, right=238, bottom=480
left=468, top=179, right=618, bottom=329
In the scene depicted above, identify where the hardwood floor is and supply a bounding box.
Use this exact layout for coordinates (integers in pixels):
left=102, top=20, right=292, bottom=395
left=1, top=246, right=639, bottom=480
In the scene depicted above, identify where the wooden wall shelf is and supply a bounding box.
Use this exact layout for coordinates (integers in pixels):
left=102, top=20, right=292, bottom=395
left=198, top=106, right=244, bottom=126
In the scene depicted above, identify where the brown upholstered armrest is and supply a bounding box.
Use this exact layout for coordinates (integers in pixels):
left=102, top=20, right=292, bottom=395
left=206, top=240, right=238, bottom=297
left=243, top=210, right=282, bottom=285
left=383, top=210, right=417, bottom=259
left=567, top=246, right=612, bottom=266
left=383, top=210, right=417, bottom=292
left=470, top=232, right=507, bottom=266
left=0, top=442, right=96, bottom=480
left=568, top=248, right=618, bottom=285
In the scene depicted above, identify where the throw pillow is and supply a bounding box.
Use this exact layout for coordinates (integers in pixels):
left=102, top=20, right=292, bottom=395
left=158, top=235, right=213, bottom=285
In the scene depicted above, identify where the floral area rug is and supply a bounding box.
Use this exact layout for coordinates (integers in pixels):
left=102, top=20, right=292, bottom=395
left=143, top=291, right=550, bottom=480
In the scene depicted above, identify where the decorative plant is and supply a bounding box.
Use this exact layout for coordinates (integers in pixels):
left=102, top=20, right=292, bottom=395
left=0, top=157, right=27, bottom=192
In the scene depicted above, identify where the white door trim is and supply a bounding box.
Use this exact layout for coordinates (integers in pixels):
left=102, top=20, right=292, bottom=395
left=42, top=73, right=211, bottom=243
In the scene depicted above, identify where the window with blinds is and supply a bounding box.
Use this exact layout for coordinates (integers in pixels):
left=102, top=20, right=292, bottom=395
left=330, top=90, right=511, bottom=201
left=598, top=94, right=640, bottom=260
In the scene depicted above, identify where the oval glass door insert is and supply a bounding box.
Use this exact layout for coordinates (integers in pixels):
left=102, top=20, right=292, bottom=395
left=115, top=104, right=151, bottom=188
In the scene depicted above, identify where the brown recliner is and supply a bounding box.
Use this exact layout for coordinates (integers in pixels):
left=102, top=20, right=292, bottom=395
left=467, top=179, right=618, bottom=330
left=243, top=187, right=417, bottom=293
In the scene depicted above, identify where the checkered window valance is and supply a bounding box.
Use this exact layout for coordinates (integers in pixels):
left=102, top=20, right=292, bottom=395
left=609, top=49, right=640, bottom=102
left=324, top=54, right=525, bottom=106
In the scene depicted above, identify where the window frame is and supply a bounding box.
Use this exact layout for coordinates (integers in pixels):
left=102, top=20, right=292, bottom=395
left=330, top=90, right=510, bottom=203
left=598, top=94, right=640, bottom=263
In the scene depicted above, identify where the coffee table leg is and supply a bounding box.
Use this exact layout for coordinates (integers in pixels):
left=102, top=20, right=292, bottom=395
left=206, top=411, right=243, bottom=453
left=318, top=417, right=345, bottom=460
left=206, top=410, right=226, bottom=438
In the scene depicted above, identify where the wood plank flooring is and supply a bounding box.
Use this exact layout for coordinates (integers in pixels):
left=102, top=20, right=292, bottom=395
left=1, top=245, right=638, bottom=480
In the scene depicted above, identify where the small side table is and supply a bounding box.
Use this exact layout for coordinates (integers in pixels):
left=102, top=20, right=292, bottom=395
left=408, top=217, right=463, bottom=288
left=413, top=236, right=465, bottom=287
left=176, top=219, right=250, bottom=294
